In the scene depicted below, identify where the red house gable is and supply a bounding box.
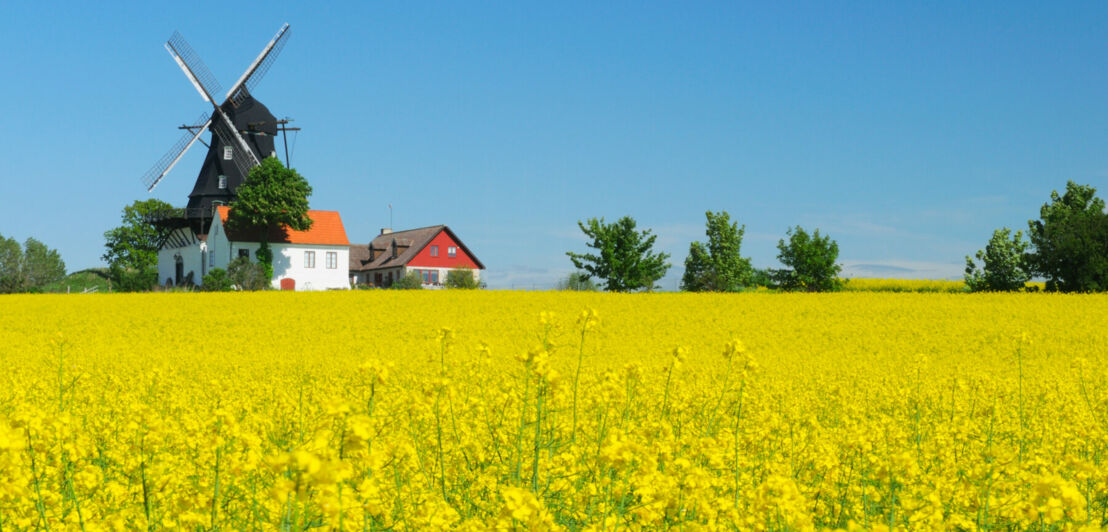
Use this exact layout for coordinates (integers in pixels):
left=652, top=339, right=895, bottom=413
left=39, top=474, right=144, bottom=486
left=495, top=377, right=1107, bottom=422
left=407, top=229, right=480, bottom=269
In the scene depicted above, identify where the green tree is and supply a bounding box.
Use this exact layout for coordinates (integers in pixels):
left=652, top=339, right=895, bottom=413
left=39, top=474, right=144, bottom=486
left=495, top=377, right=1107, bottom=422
left=749, top=268, right=776, bottom=289
left=201, top=268, right=234, bottom=292
left=0, top=234, right=26, bottom=293
left=555, top=271, right=599, bottom=291
left=227, top=256, right=269, bottom=291
left=392, top=271, right=424, bottom=290
left=681, top=211, right=753, bottom=292
left=227, top=157, right=313, bottom=281
left=103, top=199, right=177, bottom=292
left=22, top=238, right=66, bottom=289
left=1026, top=181, right=1108, bottom=292
left=964, top=228, right=1031, bottom=292
left=566, top=216, right=671, bottom=292
left=445, top=266, right=480, bottom=289
left=774, top=226, right=843, bottom=292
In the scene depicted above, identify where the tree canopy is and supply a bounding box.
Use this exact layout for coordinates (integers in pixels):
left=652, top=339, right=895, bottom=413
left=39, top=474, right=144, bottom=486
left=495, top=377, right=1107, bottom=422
left=681, top=211, right=753, bottom=292
left=102, top=198, right=177, bottom=292
left=228, top=157, right=313, bottom=232
left=23, top=238, right=66, bottom=288
left=555, top=271, right=599, bottom=291
left=227, top=157, right=313, bottom=280
left=774, top=226, right=843, bottom=292
left=964, top=228, right=1031, bottom=292
left=0, top=235, right=24, bottom=293
left=566, top=216, right=670, bottom=292
left=0, top=234, right=66, bottom=293
left=1026, top=181, right=1108, bottom=292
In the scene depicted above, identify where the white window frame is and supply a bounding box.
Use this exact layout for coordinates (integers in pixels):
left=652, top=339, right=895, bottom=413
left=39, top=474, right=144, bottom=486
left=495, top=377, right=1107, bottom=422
left=223, top=146, right=233, bottom=160
left=218, top=175, right=227, bottom=189
left=326, top=251, right=337, bottom=269
left=304, top=251, right=316, bottom=268
left=448, top=246, right=457, bottom=258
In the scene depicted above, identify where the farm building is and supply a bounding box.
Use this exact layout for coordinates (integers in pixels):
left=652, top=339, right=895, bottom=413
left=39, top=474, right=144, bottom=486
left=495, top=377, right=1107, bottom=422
left=349, top=226, right=484, bottom=288
left=158, top=206, right=351, bottom=291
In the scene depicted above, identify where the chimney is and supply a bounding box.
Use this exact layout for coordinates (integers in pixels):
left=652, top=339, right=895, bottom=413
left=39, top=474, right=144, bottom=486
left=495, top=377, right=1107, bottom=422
left=368, top=244, right=375, bottom=261
left=381, top=228, right=392, bottom=235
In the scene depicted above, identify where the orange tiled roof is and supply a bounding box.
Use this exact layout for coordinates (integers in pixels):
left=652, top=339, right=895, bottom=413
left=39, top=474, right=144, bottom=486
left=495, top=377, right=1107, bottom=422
left=215, top=206, right=350, bottom=246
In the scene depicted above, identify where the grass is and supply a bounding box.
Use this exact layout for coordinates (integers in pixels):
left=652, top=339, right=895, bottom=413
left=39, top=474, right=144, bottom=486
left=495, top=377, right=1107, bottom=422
left=40, top=268, right=111, bottom=294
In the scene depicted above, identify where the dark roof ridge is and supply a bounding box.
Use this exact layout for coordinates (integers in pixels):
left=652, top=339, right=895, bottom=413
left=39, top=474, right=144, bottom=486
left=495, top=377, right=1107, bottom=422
left=381, top=224, right=445, bottom=235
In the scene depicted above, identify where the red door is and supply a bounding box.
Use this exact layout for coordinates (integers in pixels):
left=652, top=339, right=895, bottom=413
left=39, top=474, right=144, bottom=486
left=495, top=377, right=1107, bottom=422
left=281, top=278, right=296, bottom=291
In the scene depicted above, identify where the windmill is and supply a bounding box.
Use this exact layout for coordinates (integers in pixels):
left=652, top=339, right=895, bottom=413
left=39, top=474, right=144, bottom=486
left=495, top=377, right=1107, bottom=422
left=141, top=23, right=293, bottom=231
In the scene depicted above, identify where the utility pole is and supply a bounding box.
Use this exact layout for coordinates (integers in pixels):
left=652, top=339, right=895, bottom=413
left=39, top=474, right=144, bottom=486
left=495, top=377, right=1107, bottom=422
left=276, top=118, right=300, bottom=167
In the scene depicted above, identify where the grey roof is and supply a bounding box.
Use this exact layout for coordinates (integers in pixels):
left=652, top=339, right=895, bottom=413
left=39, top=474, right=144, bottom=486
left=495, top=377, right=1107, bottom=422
left=349, top=225, right=485, bottom=272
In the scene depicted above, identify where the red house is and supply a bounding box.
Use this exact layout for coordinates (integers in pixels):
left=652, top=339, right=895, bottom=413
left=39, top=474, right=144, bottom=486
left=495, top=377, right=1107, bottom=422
left=349, top=225, right=485, bottom=288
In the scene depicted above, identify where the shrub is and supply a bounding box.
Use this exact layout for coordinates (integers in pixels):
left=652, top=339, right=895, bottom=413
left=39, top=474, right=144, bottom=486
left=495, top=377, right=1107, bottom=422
left=392, top=271, right=424, bottom=290
left=202, top=268, right=234, bottom=292
left=445, top=266, right=480, bottom=289
left=228, top=257, right=269, bottom=291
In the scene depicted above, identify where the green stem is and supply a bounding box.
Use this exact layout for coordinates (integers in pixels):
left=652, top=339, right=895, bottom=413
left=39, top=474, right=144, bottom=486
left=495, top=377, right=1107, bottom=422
left=661, top=360, right=675, bottom=420
left=1017, top=345, right=1025, bottom=464
left=732, top=378, right=746, bottom=509
left=210, top=445, right=222, bottom=530
left=26, top=430, right=49, bottom=530
left=531, top=381, right=544, bottom=492
left=571, top=325, right=587, bottom=441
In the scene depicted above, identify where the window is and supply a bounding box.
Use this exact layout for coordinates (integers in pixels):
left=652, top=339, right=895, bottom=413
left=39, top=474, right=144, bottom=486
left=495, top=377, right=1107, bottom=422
left=448, top=246, right=457, bottom=257
left=430, top=245, right=438, bottom=257
left=223, top=146, right=233, bottom=160
left=238, top=249, right=250, bottom=259
left=209, top=250, right=215, bottom=267
left=430, top=270, right=439, bottom=284
left=420, top=270, right=431, bottom=283
left=326, top=251, right=337, bottom=269
left=304, top=251, right=316, bottom=268
left=218, top=175, right=227, bottom=189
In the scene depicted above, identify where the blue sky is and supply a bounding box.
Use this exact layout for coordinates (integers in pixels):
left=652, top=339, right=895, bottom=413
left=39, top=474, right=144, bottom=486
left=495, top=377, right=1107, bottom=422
left=1, top=2, right=1105, bottom=289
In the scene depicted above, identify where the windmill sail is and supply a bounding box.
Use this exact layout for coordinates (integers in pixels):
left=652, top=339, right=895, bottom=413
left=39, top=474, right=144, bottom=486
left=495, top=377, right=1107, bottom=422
left=165, top=32, right=222, bottom=103
left=142, top=113, right=212, bottom=191
left=227, top=23, right=291, bottom=107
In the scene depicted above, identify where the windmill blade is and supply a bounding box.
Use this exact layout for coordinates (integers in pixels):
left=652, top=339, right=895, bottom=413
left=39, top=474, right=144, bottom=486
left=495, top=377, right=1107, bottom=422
left=164, top=29, right=262, bottom=180
left=226, top=23, right=290, bottom=107
left=165, top=31, right=223, bottom=104
left=142, top=113, right=213, bottom=192
left=210, top=111, right=262, bottom=178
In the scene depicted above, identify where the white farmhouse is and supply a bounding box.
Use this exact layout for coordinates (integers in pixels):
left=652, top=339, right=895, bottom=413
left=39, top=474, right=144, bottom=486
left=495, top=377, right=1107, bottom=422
left=158, top=206, right=351, bottom=291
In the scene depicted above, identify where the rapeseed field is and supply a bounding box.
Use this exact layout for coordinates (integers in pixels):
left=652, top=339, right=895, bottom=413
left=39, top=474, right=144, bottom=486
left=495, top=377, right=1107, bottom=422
left=0, top=291, right=1105, bottom=530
